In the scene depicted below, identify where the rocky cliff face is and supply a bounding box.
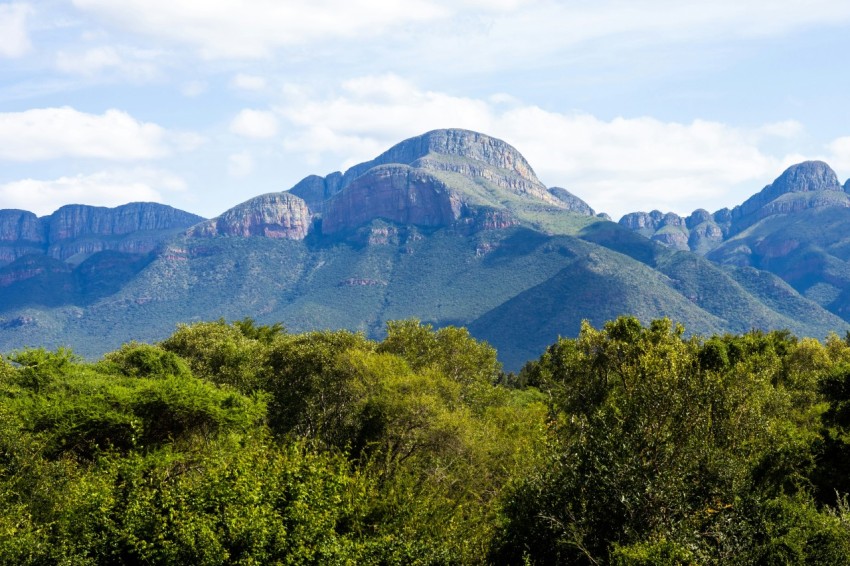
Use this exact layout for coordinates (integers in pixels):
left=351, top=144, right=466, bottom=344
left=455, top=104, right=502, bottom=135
left=291, top=129, right=590, bottom=236
left=288, top=173, right=343, bottom=213
left=618, top=211, right=691, bottom=249
left=322, top=166, right=464, bottom=235
left=684, top=209, right=726, bottom=254
left=188, top=193, right=311, bottom=240
left=45, top=203, right=205, bottom=262
left=0, top=202, right=205, bottom=267
left=338, top=129, right=542, bottom=190
left=547, top=188, right=595, bottom=216
left=730, top=161, right=848, bottom=231
left=619, top=210, right=667, bottom=235
left=0, top=210, right=47, bottom=265
left=0, top=210, right=46, bottom=244
left=618, top=161, right=850, bottom=255
left=47, top=203, right=203, bottom=242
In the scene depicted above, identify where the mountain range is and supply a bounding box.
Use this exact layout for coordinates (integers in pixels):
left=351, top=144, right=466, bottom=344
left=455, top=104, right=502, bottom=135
left=1, top=129, right=849, bottom=370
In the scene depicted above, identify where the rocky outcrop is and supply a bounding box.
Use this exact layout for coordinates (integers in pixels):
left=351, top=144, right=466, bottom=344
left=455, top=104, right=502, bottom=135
left=288, top=173, right=343, bottom=213
left=730, top=161, right=849, bottom=232
left=686, top=210, right=725, bottom=255
left=288, top=129, right=551, bottom=214
left=322, top=166, right=464, bottom=235
left=685, top=209, right=712, bottom=229
left=0, top=210, right=47, bottom=265
left=0, top=210, right=46, bottom=243
left=288, top=129, right=584, bottom=234
left=619, top=211, right=685, bottom=235
left=45, top=203, right=204, bottom=262
left=618, top=162, right=850, bottom=255
left=412, top=154, right=561, bottom=206
left=464, top=208, right=519, bottom=232
left=547, top=187, right=595, bottom=216
left=619, top=210, right=661, bottom=233
left=0, top=202, right=205, bottom=267
left=651, top=228, right=689, bottom=251
left=188, top=193, right=311, bottom=240
left=47, top=203, right=203, bottom=242
left=339, top=129, right=543, bottom=190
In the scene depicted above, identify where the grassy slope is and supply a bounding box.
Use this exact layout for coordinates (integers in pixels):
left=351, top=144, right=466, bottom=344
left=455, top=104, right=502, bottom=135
left=709, top=207, right=850, bottom=317
left=1, top=215, right=847, bottom=371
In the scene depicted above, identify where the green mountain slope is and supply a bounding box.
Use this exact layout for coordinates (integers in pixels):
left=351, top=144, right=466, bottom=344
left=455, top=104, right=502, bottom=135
left=470, top=241, right=850, bottom=371
left=2, top=220, right=845, bottom=371
left=708, top=205, right=850, bottom=320
left=1, top=130, right=848, bottom=370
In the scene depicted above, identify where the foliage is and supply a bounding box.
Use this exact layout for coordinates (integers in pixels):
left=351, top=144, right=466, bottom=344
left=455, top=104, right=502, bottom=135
left=100, top=341, right=192, bottom=379
left=4, top=316, right=850, bottom=563
left=495, top=317, right=850, bottom=565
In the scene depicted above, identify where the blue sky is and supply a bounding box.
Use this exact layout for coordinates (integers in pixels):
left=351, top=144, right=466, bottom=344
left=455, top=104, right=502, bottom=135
left=1, top=0, right=850, bottom=220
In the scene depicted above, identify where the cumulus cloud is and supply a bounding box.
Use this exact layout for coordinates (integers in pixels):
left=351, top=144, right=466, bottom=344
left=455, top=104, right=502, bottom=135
left=824, top=137, right=850, bottom=176
left=0, top=169, right=186, bottom=216
left=70, top=0, right=850, bottom=63
left=230, top=109, right=278, bottom=139
left=277, top=75, right=810, bottom=219
left=0, top=107, right=200, bottom=161
left=0, top=3, right=31, bottom=59
left=72, top=0, right=449, bottom=58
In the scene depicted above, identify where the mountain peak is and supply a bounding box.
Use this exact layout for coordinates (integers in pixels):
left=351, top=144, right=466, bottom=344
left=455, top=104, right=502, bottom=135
left=187, top=192, right=311, bottom=239
left=288, top=128, right=585, bottom=236
left=338, top=128, right=542, bottom=190
left=730, top=160, right=847, bottom=231
left=771, top=160, right=841, bottom=194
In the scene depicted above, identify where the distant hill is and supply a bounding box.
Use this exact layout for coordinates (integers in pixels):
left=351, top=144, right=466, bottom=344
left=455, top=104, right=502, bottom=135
left=617, top=160, right=850, bottom=327
left=0, top=130, right=847, bottom=370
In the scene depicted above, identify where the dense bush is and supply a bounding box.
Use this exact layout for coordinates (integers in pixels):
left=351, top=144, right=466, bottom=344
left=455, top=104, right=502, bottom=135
left=2, top=317, right=850, bottom=563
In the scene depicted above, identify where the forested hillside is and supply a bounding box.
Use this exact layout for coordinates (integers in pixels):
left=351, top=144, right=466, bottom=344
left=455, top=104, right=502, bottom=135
left=3, top=317, right=850, bottom=564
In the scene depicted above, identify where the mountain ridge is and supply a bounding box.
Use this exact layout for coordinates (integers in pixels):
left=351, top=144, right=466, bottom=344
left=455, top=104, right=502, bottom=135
left=1, top=129, right=849, bottom=370
left=618, top=160, right=850, bottom=254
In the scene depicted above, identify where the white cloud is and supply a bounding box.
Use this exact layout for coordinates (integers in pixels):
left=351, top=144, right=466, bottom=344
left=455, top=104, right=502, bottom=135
left=0, top=169, right=187, bottom=216
left=230, top=73, right=267, bottom=91
left=72, top=0, right=449, bottom=59
left=70, top=0, right=850, bottom=64
left=0, top=107, right=198, bottom=161
left=56, top=46, right=122, bottom=75
left=227, top=151, right=254, bottom=177
left=824, top=137, right=850, bottom=177
left=756, top=120, right=805, bottom=139
left=55, top=46, right=159, bottom=80
left=230, top=109, right=278, bottom=139
left=278, top=75, right=809, bottom=219
left=0, top=3, right=31, bottom=59
left=279, top=74, right=493, bottom=166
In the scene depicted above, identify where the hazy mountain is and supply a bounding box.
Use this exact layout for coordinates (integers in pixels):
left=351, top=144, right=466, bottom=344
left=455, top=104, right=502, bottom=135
left=0, top=130, right=847, bottom=370
left=0, top=203, right=204, bottom=268
left=619, top=161, right=850, bottom=255
left=618, top=161, right=850, bottom=325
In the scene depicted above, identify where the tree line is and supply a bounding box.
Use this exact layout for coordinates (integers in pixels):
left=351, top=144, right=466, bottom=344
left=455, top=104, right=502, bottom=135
left=2, top=316, right=850, bottom=564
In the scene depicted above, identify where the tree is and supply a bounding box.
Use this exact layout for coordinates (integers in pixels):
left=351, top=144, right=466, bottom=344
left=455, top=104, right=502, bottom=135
left=495, top=317, right=840, bottom=565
